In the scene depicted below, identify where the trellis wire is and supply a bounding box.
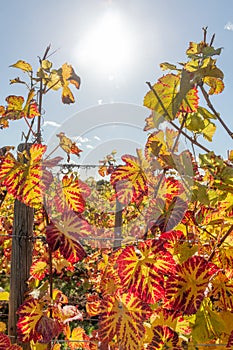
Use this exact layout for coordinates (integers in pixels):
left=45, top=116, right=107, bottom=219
left=3, top=335, right=230, bottom=347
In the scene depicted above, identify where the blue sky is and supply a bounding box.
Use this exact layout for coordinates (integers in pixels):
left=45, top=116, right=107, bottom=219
left=0, top=0, right=233, bottom=162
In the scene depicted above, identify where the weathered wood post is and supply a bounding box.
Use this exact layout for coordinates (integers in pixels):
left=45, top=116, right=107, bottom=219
left=8, top=143, right=34, bottom=350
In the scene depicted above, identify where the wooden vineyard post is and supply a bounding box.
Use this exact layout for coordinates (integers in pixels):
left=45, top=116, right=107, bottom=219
left=113, top=198, right=123, bottom=250
left=8, top=144, right=34, bottom=350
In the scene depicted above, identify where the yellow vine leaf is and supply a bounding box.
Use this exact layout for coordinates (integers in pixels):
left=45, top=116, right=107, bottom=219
left=10, top=59, right=32, bottom=72
left=0, top=322, right=6, bottom=332
left=0, top=290, right=9, bottom=301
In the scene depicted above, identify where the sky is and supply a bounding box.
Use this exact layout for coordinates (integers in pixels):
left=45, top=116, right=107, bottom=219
left=0, top=0, right=233, bottom=166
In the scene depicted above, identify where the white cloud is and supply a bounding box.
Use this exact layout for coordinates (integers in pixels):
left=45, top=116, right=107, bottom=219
left=75, top=136, right=89, bottom=143
left=98, top=99, right=103, bottom=105
left=224, top=21, right=233, bottom=30
left=86, top=144, right=94, bottom=149
left=43, top=120, right=61, bottom=127
left=94, top=135, right=101, bottom=141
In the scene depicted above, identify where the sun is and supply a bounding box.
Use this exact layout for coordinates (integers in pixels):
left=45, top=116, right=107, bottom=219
left=76, top=10, right=134, bottom=76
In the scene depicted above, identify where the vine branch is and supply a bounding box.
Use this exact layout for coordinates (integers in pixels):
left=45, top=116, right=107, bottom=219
left=200, top=85, right=233, bottom=139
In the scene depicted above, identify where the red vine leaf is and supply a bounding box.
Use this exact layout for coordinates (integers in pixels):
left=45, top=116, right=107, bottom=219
left=0, top=333, right=11, bottom=348
left=46, top=211, right=89, bottom=262
left=165, top=256, right=219, bottom=315
left=17, top=298, right=44, bottom=342
left=35, top=316, right=62, bottom=344
left=117, top=239, right=175, bottom=303
left=99, top=292, right=151, bottom=350
left=147, top=325, right=180, bottom=350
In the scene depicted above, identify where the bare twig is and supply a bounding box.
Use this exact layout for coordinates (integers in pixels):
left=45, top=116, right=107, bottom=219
left=200, top=85, right=233, bottom=139
left=36, top=45, right=51, bottom=143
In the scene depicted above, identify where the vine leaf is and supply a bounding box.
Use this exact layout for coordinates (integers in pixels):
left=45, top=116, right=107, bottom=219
left=46, top=211, right=89, bottom=262
left=0, top=144, right=48, bottom=208
left=147, top=325, right=180, bottom=350
left=144, top=73, right=198, bottom=123
left=0, top=91, right=39, bottom=128
left=165, top=256, right=219, bottom=315
left=10, top=60, right=33, bottom=72
left=99, top=292, right=151, bottom=350
left=117, top=239, right=176, bottom=303
left=30, top=260, right=48, bottom=281
left=66, top=326, right=90, bottom=350
left=146, top=197, right=188, bottom=233
left=17, top=298, right=44, bottom=342
left=0, top=333, right=11, bottom=348
left=61, top=63, right=81, bottom=104
left=56, top=132, right=82, bottom=162
left=35, top=316, right=61, bottom=344
left=110, top=151, right=148, bottom=205
left=61, top=174, right=90, bottom=213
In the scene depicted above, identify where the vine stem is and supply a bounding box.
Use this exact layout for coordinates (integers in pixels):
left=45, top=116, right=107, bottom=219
left=200, top=85, right=233, bottom=139
left=208, top=224, right=233, bottom=261
left=146, top=82, right=211, bottom=153
left=37, top=45, right=51, bottom=144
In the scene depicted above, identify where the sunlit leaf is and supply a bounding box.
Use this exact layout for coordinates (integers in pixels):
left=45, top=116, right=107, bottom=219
left=110, top=152, right=148, bottom=205
left=99, top=292, right=151, bottom=350
left=147, top=197, right=188, bottom=233
left=0, top=332, right=11, bottom=348
left=10, top=60, right=32, bottom=72
left=67, top=327, right=90, bottom=350
left=144, top=73, right=198, bottom=122
left=210, top=271, right=233, bottom=311
left=0, top=290, right=9, bottom=301
left=30, top=341, right=48, bottom=350
left=62, top=63, right=81, bottom=89
left=41, top=60, right=52, bottom=71
left=62, top=85, right=75, bottom=104
left=61, top=174, right=90, bottom=213
left=60, top=63, right=81, bottom=104
left=160, top=62, right=177, bottom=71
left=17, top=298, right=44, bottom=342
left=46, top=211, right=89, bottom=262
left=203, top=76, right=224, bottom=94
left=147, top=325, right=180, bottom=350
left=0, top=144, right=47, bottom=207
left=0, top=322, right=6, bottom=332
left=165, top=256, right=219, bottom=315
left=191, top=304, right=226, bottom=344
left=117, top=239, right=175, bottom=303
left=86, top=294, right=101, bottom=317
left=56, top=132, right=82, bottom=162
left=30, top=260, right=48, bottom=280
